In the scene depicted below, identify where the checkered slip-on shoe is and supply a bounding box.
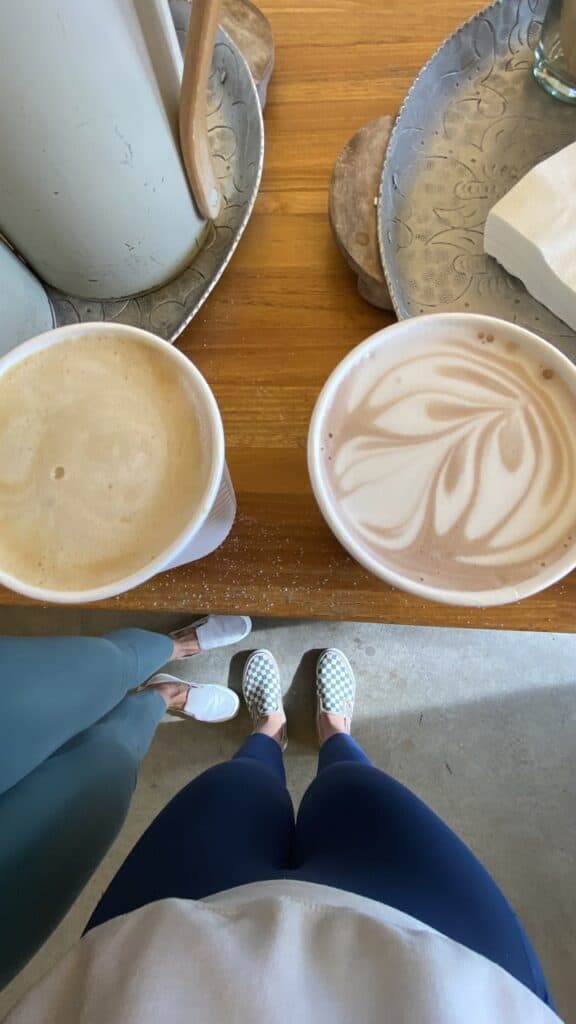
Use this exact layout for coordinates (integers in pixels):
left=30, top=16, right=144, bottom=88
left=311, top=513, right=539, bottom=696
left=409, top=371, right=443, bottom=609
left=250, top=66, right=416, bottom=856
left=316, top=648, right=355, bottom=730
left=242, top=649, right=287, bottom=749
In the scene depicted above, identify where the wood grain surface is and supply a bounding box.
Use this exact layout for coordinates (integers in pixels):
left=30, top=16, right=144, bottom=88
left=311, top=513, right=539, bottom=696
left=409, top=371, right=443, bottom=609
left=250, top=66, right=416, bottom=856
left=3, top=0, right=575, bottom=630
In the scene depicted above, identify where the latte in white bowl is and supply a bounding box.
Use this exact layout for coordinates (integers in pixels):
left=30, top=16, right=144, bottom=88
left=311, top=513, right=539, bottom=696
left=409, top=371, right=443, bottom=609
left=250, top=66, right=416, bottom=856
left=0, top=323, right=226, bottom=603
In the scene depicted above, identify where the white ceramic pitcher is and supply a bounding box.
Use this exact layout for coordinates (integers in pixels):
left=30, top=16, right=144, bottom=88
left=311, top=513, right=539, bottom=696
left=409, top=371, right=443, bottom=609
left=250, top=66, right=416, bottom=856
left=0, top=0, right=221, bottom=299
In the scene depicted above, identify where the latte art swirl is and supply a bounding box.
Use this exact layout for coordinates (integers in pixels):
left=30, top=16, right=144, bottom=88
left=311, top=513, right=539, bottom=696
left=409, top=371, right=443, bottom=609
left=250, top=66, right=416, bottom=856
left=322, top=335, right=576, bottom=592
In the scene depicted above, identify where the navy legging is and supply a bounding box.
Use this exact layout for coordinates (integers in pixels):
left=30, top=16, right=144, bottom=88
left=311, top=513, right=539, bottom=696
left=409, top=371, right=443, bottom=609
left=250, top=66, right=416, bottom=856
left=87, top=732, right=553, bottom=1007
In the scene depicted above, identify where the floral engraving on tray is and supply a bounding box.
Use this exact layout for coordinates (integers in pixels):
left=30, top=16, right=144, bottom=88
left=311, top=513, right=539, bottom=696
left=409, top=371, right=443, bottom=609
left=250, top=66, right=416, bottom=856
left=379, top=0, right=576, bottom=360
left=47, top=14, right=263, bottom=342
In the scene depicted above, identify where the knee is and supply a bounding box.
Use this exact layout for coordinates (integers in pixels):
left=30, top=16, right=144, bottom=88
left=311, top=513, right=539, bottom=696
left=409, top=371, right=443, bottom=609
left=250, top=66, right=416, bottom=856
left=0, top=634, right=123, bottom=682
left=194, top=759, right=283, bottom=792
left=317, top=762, right=383, bottom=787
left=57, top=730, right=140, bottom=797
left=104, top=629, right=172, bottom=684
left=179, top=760, right=293, bottom=817
left=58, top=740, right=137, bottom=846
left=53, top=739, right=138, bottom=849
left=104, top=628, right=153, bottom=648
left=102, top=629, right=146, bottom=682
left=305, top=763, right=392, bottom=811
left=0, top=738, right=138, bottom=886
left=91, top=732, right=140, bottom=779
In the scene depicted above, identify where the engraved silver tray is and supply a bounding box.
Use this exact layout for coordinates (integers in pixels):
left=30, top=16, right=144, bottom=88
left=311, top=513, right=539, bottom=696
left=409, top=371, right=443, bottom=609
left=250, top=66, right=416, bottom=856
left=46, top=2, right=263, bottom=342
left=379, top=0, right=576, bottom=362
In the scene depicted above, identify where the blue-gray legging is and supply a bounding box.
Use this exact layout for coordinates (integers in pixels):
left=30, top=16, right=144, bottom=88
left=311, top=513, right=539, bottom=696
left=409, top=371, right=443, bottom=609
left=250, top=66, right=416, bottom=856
left=0, top=629, right=173, bottom=989
left=0, top=630, right=553, bottom=1008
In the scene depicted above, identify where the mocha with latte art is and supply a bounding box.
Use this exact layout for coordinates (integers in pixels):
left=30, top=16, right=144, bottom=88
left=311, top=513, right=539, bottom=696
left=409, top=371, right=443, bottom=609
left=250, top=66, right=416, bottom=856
left=320, top=333, right=576, bottom=593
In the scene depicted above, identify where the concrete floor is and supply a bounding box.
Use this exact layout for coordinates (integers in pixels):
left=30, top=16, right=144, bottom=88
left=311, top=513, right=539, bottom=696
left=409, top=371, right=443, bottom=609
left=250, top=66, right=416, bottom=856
left=0, top=608, right=575, bottom=1021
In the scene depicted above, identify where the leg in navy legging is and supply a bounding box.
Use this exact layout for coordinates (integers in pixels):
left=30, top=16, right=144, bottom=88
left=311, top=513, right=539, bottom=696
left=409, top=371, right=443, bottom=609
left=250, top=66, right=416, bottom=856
left=86, top=733, right=294, bottom=931
left=291, top=733, right=553, bottom=1007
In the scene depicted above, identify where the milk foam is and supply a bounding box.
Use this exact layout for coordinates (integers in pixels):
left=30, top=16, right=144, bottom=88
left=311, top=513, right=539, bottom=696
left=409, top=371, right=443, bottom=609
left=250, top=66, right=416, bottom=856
left=0, top=334, right=208, bottom=590
left=321, top=333, right=576, bottom=592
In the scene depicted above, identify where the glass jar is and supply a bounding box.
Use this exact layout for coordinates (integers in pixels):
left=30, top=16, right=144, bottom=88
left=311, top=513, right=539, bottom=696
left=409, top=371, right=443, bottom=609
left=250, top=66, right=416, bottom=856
left=533, top=0, right=576, bottom=102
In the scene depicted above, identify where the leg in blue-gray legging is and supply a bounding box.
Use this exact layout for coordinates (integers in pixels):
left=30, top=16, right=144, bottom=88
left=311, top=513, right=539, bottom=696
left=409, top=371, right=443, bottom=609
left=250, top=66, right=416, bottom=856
left=0, top=629, right=172, bottom=795
left=0, top=629, right=172, bottom=988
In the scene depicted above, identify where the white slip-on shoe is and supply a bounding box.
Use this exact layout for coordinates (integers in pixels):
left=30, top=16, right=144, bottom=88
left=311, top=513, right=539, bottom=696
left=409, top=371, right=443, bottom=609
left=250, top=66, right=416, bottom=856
left=145, top=673, right=240, bottom=723
left=242, top=649, right=287, bottom=750
left=170, top=615, right=252, bottom=653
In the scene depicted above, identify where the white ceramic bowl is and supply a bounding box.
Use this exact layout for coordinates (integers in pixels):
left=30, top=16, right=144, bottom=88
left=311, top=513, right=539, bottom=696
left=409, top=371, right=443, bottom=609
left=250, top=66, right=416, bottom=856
left=0, top=322, right=225, bottom=604
left=308, top=313, right=576, bottom=607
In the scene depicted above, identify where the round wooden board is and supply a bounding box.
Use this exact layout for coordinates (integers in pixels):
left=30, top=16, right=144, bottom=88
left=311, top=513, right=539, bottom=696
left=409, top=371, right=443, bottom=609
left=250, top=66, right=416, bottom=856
left=329, top=115, right=394, bottom=310
left=221, top=0, right=275, bottom=107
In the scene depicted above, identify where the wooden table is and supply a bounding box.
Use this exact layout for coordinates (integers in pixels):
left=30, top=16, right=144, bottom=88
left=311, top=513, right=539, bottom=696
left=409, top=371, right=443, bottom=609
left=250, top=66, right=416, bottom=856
left=3, top=0, right=574, bottom=630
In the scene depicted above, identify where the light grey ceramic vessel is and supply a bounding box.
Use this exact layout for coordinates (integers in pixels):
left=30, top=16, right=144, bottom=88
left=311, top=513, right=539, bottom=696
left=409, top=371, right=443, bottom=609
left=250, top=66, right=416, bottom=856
left=44, top=6, right=263, bottom=342
left=379, top=0, right=576, bottom=362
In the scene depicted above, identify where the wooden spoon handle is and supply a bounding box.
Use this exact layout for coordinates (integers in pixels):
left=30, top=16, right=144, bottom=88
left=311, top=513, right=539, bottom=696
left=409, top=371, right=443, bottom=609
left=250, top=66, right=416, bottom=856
left=179, top=0, right=222, bottom=220
left=560, top=0, right=576, bottom=78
